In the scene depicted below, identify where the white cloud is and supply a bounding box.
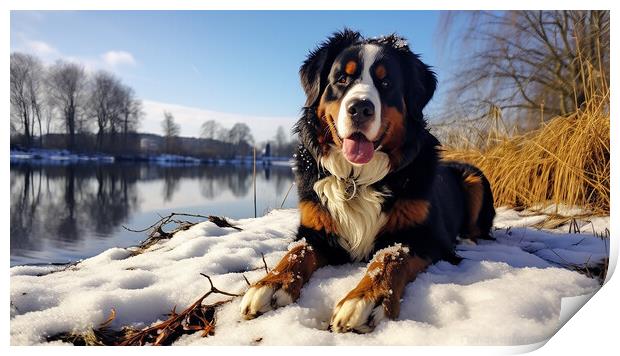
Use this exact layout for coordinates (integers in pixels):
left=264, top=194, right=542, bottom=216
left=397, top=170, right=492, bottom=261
left=102, top=50, right=136, bottom=67
left=12, top=35, right=137, bottom=75
left=141, top=100, right=297, bottom=143
left=23, top=39, right=58, bottom=57
left=63, top=56, right=100, bottom=74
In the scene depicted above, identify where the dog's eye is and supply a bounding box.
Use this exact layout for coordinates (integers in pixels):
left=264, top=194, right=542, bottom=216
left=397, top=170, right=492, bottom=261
left=381, top=80, right=391, bottom=89
left=336, top=75, right=347, bottom=84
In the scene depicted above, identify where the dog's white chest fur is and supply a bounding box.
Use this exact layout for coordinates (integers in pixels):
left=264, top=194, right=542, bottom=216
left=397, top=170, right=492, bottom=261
left=313, top=146, right=391, bottom=261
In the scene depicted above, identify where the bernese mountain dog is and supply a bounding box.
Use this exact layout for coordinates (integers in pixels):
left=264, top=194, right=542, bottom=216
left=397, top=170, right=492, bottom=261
left=240, top=29, right=496, bottom=333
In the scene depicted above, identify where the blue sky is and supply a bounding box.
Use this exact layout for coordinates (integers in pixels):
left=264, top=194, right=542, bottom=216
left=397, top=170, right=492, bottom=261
left=10, top=11, right=449, bottom=142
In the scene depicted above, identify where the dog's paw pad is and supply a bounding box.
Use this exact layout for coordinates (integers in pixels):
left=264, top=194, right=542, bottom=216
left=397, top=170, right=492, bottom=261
left=240, top=284, right=293, bottom=320
left=330, top=297, right=385, bottom=333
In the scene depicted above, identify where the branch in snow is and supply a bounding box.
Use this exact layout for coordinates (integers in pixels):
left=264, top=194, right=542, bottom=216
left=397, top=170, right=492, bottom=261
left=47, top=273, right=242, bottom=346
left=123, top=212, right=242, bottom=254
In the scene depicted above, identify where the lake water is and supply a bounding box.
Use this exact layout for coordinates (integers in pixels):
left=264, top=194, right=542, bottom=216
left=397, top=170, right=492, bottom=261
left=10, top=162, right=298, bottom=266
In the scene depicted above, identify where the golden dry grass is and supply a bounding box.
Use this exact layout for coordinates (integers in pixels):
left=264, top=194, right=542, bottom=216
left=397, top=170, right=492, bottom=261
left=440, top=83, right=609, bottom=216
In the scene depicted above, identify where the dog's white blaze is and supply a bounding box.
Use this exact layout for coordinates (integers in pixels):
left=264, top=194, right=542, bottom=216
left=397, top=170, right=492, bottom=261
left=313, top=145, right=390, bottom=261
left=336, top=44, right=382, bottom=141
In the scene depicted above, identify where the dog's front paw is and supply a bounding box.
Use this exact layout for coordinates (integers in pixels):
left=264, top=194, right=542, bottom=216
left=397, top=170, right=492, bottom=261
left=240, top=283, right=294, bottom=320
left=330, top=296, right=386, bottom=333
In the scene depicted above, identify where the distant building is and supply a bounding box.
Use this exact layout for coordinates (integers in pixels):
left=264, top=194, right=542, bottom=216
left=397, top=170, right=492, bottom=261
left=140, top=137, right=158, bottom=153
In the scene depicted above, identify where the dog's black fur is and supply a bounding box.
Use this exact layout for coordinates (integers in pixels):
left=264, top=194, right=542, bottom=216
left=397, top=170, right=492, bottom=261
left=292, top=29, right=495, bottom=266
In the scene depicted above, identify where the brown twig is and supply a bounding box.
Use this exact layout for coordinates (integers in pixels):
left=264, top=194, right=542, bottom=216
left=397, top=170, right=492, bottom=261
left=123, top=212, right=242, bottom=255
left=118, top=274, right=240, bottom=346
left=261, top=253, right=270, bottom=274
left=47, top=274, right=243, bottom=346
left=123, top=212, right=241, bottom=233
left=199, top=274, right=242, bottom=298
left=207, top=216, right=242, bottom=231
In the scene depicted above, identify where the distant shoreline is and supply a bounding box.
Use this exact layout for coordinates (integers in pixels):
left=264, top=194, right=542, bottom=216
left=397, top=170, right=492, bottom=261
left=10, top=148, right=293, bottom=167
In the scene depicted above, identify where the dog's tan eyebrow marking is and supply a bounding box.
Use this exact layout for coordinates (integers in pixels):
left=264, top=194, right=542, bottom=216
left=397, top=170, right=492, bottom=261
left=375, top=64, right=387, bottom=80
left=345, top=60, right=357, bottom=75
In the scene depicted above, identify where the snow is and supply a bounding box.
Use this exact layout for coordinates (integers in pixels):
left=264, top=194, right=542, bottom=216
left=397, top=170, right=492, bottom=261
left=494, top=206, right=610, bottom=234
left=371, top=243, right=409, bottom=262
left=10, top=149, right=115, bottom=163
left=10, top=149, right=294, bottom=167
left=10, top=208, right=608, bottom=346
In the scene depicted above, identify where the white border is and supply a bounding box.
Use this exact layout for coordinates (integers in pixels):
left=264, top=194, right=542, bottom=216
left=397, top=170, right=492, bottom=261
left=3, top=1, right=617, bottom=355
left=1, top=0, right=616, bottom=11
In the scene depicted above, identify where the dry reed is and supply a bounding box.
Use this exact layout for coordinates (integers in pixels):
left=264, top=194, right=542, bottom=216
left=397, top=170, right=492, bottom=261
left=439, top=60, right=609, bottom=216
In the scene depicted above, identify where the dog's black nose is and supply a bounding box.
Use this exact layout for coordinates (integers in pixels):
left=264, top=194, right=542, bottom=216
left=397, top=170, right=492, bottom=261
left=347, top=99, right=375, bottom=126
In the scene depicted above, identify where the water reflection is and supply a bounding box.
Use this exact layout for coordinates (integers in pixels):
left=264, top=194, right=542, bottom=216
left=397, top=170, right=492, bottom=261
left=10, top=162, right=297, bottom=266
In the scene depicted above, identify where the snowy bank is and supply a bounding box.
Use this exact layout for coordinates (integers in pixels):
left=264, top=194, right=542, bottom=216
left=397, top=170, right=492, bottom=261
left=10, top=149, right=293, bottom=167
left=10, top=208, right=608, bottom=346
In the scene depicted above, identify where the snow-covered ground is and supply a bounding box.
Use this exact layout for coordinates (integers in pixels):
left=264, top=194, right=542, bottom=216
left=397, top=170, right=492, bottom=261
left=10, top=208, right=609, bottom=346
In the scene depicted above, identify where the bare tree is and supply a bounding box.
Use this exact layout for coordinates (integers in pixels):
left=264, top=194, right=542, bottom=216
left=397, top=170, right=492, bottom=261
left=42, top=104, right=56, bottom=137
left=10, top=53, right=45, bottom=147
left=88, top=71, right=122, bottom=149
left=273, top=126, right=288, bottom=155
left=200, top=120, right=221, bottom=140
left=228, top=122, right=254, bottom=146
left=161, top=111, right=180, bottom=137
left=48, top=60, right=87, bottom=150
left=89, top=73, right=142, bottom=151
left=162, top=111, right=180, bottom=153
left=119, top=85, right=142, bottom=137
left=107, top=82, right=125, bottom=137
left=10, top=53, right=32, bottom=146
left=438, top=10, right=609, bottom=129
left=28, top=58, right=45, bottom=147
left=216, top=127, right=230, bottom=143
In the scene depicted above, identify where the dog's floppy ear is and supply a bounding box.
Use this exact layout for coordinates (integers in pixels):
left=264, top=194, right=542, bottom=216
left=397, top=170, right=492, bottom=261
left=299, top=29, right=361, bottom=107
left=377, top=35, right=437, bottom=120
left=403, top=52, right=437, bottom=119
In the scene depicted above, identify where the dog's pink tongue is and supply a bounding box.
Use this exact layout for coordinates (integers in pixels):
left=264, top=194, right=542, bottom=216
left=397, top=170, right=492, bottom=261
left=342, top=133, right=374, bottom=164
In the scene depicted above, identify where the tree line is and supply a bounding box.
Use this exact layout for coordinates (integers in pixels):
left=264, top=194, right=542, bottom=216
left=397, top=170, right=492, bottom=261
left=10, top=52, right=142, bottom=151
left=158, top=113, right=295, bottom=158
left=199, top=119, right=295, bottom=157
left=10, top=51, right=297, bottom=159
